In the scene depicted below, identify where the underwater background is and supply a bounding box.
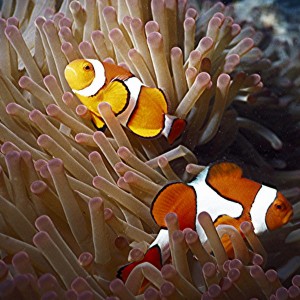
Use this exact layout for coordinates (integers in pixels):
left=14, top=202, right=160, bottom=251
left=0, top=0, right=299, bottom=299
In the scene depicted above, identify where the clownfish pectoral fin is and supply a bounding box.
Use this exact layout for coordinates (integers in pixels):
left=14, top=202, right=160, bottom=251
left=127, top=86, right=168, bottom=138
left=162, top=114, right=186, bottom=144
left=151, top=182, right=197, bottom=231
left=117, top=245, right=163, bottom=283
left=91, top=113, right=106, bottom=130
left=102, top=79, right=130, bottom=115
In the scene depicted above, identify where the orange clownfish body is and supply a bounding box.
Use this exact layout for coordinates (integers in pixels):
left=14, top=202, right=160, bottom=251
left=118, top=162, right=293, bottom=282
left=64, top=59, right=186, bottom=144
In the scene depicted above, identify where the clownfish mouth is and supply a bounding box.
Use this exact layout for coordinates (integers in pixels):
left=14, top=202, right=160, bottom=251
left=282, top=210, right=293, bottom=225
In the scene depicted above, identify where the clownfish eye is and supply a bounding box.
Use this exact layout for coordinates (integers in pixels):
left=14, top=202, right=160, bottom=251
left=83, top=64, right=92, bottom=71
left=275, top=203, right=285, bottom=211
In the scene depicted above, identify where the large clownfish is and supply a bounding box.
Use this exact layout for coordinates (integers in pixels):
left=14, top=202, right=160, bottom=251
left=117, top=162, right=293, bottom=282
left=64, top=59, right=186, bottom=144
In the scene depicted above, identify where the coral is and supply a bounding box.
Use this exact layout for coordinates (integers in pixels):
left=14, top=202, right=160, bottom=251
left=0, top=0, right=299, bottom=299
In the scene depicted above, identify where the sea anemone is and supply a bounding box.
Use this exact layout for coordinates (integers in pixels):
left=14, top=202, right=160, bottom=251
left=0, top=0, right=299, bottom=299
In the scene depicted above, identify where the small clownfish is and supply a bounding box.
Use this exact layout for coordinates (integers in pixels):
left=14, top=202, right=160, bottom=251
left=64, top=59, right=186, bottom=144
left=117, top=162, right=293, bottom=282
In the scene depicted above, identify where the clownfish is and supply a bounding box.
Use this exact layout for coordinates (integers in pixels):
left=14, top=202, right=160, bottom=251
left=117, top=162, right=293, bottom=282
left=64, top=59, right=186, bottom=144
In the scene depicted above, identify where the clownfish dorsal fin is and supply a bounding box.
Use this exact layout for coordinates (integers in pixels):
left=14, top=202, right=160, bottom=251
left=151, top=182, right=197, bottom=231
left=204, top=162, right=261, bottom=221
left=207, top=162, right=243, bottom=185
left=102, top=61, right=132, bottom=83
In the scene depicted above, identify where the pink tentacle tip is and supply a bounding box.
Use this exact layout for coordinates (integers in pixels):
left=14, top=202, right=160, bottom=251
left=61, top=41, right=73, bottom=53
left=59, top=17, right=72, bottom=29
left=41, top=291, right=58, bottom=300
left=4, top=25, right=20, bottom=39
left=59, top=25, right=72, bottom=37
left=123, top=171, right=136, bottom=183
left=18, top=76, right=31, bottom=88
left=44, top=74, right=57, bottom=86
left=14, top=274, right=30, bottom=290
left=38, top=273, right=57, bottom=289
left=208, top=283, right=222, bottom=298
left=171, top=47, right=183, bottom=58
left=217, top=73, right=231, bottom=86
left=158, top=156, right=168, bottom=167
left=42, top=19, right=56, bottom=33
left=71, top=276, right=89, bottom=291
left=292, top=275, right=300, bottom=287
left=128, top=247, right=144, bottom=262
left=12, top=251, right=29, bottom=266
left=203, top=262, right=217, bottom=277
left=35, top=16, right=46, bottom=28
left=184, top=228, right=198, bottom=244
left=37, top=134, right=51, bottom=147
left=5, top=150, right=20, bottom=161
left=5, top=102, right=19, bottom=115
left=109, top=278, right=125, bottom=292
left=104, top=208, right=114, bottom=221
left=46, top=104, right=59, bottom=116
left=102, top=6, right=117, bottom=19
left=69, top=0, right=81, bottom=12
left=78, top=291, right=94, bottom=300
left=165, top=212, right=178, bottom=225
left=35, top=215, right=53, bottom=230
left=161, top=264, right=177, bottom=279
left=172, top=230, right=184, bottom=243
left=117, top=177, right=127, bottom=189
left=93, top=130, right=106, bottom=141
left=196, top=72, right=211, bottom=86
left=79, top=40, right=93, bottom=51
left=89, top=197, right=104, bottom=209
left=46, top=158, right=64, bottom=172
left=184, top=17, right=196, bottom=29
left=92, top=175, right=102, bottom=188
left=117, top=146, right=130, bottom=158
left=88, top=150, right=101, bottom=161
left=160, top=281, right=176, bottom=297
left=109, top=28, right=124, bottom=42
left=147, top=32, right=163, bottom=47
left=34, top=159, right=47, bottom=171
left=78, top=252, right=94, bottom=267
left=33, top=231, right=50, bottom=247
left=74, top=105, right=87, bottom=117
left=20, top=150, right=32, bottom=161
left=29, top=109, right=44, bottom=122
left=276, top=287, right=289, bottom=299
left=91, top=30, right=104, bottom=39
left=227, top=268, right=240, bottom=282
left=30, top=180, right=47, bottom=194
left=240, top=221, right=253, bottom=233
left=130, top=17, right=143, bottom=30
left=144, top=286, right=159, bottom=299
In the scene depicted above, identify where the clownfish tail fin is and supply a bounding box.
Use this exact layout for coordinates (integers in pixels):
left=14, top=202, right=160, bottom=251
left=117, top=245, right=163, bottom=283
left=162, top=114, right=186, bottom=144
